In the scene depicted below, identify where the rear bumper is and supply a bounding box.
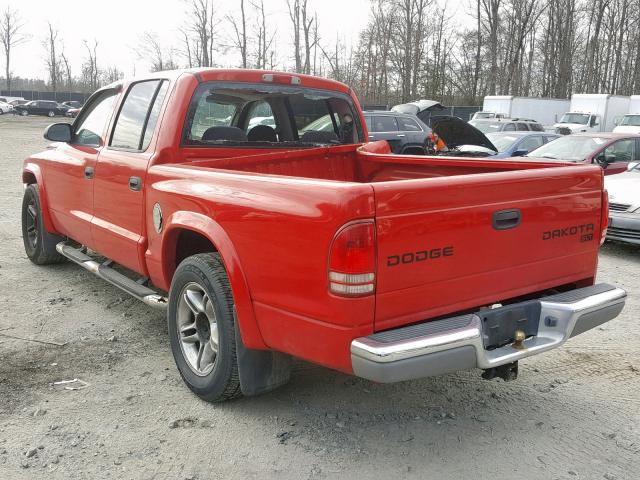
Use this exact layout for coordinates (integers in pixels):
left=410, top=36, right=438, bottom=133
left=351, top=283, right=626, bottom=383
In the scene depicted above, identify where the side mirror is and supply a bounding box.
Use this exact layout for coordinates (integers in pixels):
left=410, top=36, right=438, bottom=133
left=596, top=153, right=615, bottom=168
left=44, top=123, right=72, bottom=142
left=512, top=149, right=528, bottom=157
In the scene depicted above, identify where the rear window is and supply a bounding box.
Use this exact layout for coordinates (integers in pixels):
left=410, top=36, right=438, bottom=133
left=183, top=82, right=364, bottom=146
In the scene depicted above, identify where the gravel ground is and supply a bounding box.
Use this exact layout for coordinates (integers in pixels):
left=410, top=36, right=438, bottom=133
left=0, top=115, right=638, bottom=480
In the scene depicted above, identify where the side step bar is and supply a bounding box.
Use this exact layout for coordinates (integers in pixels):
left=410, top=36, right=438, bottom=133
left=56, top=242, right=168, bottom=310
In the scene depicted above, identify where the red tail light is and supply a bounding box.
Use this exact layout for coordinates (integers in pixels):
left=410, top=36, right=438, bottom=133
left=328, top=221, right=376, bottom=297
left=601, top=189, right=609, bottom=245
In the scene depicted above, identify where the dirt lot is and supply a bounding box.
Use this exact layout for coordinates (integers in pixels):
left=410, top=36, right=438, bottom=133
left=0, top=115, right=638, bottom=480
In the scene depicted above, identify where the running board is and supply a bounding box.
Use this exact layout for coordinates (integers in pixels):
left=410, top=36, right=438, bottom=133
left=56, top=242, right=168, bottom=310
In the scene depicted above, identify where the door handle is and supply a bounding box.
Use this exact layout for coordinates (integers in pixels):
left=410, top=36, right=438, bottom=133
left=84, top=166, right=94, bottom=179
left=492, top=209, right=521, bottom=230
left=129, top=176, right=142, bottom=191
left=397, top=134, right=406, bottom=137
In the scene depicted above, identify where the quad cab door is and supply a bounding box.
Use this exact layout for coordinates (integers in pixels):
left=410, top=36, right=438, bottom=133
left=91, top=80, right=169, bottom=274
left=43, top=89, right=120, bottom=248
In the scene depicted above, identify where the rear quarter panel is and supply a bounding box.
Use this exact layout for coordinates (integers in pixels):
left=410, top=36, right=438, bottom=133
left=145, top=165, right=376, bottom=371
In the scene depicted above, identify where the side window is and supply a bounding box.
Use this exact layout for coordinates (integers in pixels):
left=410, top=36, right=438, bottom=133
left=110, top=80, right=163, bottom=151
left=519, top=136, right=544, bottom=153
left=371, top=116, right=398, bottom=132
left=141, top=81, right=169, bottom=151
left=397, top=117, right=421, bottom=131
left=602, top=139, right=634, bottom=163
left=503, top=123, right=516, bottom=131
left=73, top=91, right=118, bottom=147
left=364, top=116, right=372, bottom=131
left=516, top=122, right=528, bottom=131
left=530, top=123, right=544, bottom=132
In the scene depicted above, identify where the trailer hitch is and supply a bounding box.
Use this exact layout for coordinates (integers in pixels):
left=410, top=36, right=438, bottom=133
left=481, top=361, right=518, bottom=382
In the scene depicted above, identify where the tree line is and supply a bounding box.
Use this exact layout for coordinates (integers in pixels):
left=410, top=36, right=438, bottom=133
left=2, top=0, right=640, bottom=105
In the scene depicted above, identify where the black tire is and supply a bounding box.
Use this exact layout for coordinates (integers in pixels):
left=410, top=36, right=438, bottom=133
left=168, top=253, right=242, bottom=402
left=21, top=184, right=66, bottom=265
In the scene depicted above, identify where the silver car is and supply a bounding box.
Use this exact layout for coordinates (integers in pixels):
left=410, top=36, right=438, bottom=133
left=605, top=162, right=640, bottom=245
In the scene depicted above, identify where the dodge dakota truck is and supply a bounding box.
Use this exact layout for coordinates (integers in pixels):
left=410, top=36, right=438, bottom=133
left=21, top=69, right=626, bottom=402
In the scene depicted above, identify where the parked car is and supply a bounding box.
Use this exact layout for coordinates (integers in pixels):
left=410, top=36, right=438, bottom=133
left=21, top=68, right=625, bottom=402
left=524, top=133, right=640, bottom=175
left=364, top=110, right=431, bottom=154
left=61, top=100, right=83, bottom=109
left=10, top=99, right=28, bottom=106
left=0, top=101, right=13, bottom=114
left=428, top=117, right=558, bottom=158
left=14, top=100, right=68, bottom=117
left=605, top=162, right=640, bottom=244
left=469, top=118, right=545, bottom=133
left=65, top=107, right=82, bottom=118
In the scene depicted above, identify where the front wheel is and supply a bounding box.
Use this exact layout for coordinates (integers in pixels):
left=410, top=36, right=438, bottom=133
left=47, top=110, right=55, bottom=117
left=21, top=184, right=66, bottom=265
left=168, top=253, right=241, bottom=402
left=20, top=110, right=28, bottom=116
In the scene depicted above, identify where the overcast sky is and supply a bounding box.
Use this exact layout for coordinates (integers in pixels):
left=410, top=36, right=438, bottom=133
left=7, top=0, right=468, bottom=81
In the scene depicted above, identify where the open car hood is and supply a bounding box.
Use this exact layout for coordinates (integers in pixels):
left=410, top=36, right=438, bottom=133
left=391, top=99, right=445, bottom=116
left=431, top=116, right=497, bottom=152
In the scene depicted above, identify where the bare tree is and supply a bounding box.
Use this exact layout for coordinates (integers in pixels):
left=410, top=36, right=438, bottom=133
left=227, top=0, right=247, bottom=68
left=43, top=22, right=61, bottom=92
left=139, top=31, right=178, bottom=72
left=287, top=0, right=302, bottom=72
left=0, top=6, right=27, bottom=91
left=60, top=51, right=73, bottom=91
left=184, top=0, right=217, bottom=67
left=81, top=39, right=99, bottom=92
left=251, top=0, right=275, bottom=69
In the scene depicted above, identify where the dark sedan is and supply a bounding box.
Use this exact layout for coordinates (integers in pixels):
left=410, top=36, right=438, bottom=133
left=14, top=100, right=68, bottom=117
left=524, top=133, right=640, bottom=175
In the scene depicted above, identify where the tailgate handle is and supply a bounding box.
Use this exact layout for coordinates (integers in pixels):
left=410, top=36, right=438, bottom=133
left=493, top=209, right=521, bottom=230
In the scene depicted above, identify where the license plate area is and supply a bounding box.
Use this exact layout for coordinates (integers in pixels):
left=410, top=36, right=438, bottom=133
left=480, top=301, right=541, bottom=350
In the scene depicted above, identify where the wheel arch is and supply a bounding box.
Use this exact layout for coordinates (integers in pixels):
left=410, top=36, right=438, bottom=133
left=160, top=212, right=266, bottom=350
left=22, top=165, right=58, bottom=234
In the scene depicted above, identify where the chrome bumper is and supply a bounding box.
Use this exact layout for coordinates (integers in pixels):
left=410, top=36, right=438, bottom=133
left=351, top=284, right=626, bottom=383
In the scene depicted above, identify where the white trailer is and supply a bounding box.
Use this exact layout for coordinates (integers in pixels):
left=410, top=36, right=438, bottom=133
left=613, top=95, right=640, bottom=134
left=555, top=94, right=630, bottom=134
left=472, top=96, right=570, bottom=125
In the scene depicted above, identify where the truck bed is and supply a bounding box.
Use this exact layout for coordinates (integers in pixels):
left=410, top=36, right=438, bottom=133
left=184, top=141, right=566, bottom=183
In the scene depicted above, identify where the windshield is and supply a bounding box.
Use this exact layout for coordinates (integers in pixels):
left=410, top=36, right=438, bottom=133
left=620, top=114, right=640, bottom=127
left=183, top=82, right=363, bottom=147
left=485, top=133, right=518, bottom=152
left=525, top=135, right=607, bottom=161
left=469, top=121, right=503, bottom=133
left=474, top=112, right=494, bottom=119
left=559, top=113, right=589, bottom=125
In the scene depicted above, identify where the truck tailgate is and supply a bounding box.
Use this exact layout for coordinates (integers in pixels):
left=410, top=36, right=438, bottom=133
left=373, top=165, right=604, bottom=331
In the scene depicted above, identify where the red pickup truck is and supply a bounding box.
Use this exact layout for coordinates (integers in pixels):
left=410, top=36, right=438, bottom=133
left=21, top=69, right=626, bottom=402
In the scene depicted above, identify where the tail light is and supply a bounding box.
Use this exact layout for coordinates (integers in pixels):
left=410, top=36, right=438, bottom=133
left=328, top=221, right=376, bottom=297
left=600, top=189, right=609, bottom=245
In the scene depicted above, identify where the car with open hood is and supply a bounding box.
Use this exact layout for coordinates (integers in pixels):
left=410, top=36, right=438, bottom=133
left=431, top=117, right=559, bottom=158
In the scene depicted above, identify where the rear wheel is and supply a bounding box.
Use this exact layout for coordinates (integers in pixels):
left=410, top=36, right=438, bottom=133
left=47, top=110, right=55, bottom=117
left=20, top=110, right=28, bottom=116
left=21, top=184, right=66, bottom=265
left=168, top=253, right=242, bottom=402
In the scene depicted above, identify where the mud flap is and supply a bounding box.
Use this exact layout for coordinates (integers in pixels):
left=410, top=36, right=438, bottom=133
left=234, top=320, right=292, bottom=396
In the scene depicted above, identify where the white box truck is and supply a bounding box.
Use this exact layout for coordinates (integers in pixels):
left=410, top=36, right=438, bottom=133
left=554, top=94, right=630, bottom=134
left=613, top=95, right=640, bottom=134
left=472, top=96, right=570, bottom=125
